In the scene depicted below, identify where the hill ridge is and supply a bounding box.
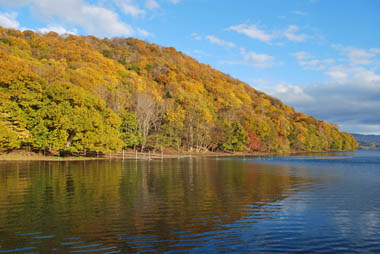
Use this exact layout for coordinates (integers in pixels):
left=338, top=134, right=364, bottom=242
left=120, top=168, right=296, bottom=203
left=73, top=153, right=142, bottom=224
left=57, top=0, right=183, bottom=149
left=351, top=133, right=380, bottom=150
left=0, top=26, right=358, bottom=154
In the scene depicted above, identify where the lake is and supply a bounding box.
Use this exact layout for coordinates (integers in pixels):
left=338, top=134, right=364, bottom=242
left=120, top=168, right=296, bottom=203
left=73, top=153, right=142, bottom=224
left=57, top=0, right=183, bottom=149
left=0, top=150, right=379, bottom=253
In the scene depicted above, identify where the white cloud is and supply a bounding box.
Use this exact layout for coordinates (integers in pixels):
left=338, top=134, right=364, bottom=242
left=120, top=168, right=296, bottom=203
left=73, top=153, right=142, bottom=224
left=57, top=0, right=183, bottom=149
left=292, top=52, right=335, bottom=71
left=191, top=33, right=202, bottom=40
left=302, top=59, right=335, bottom=71
left=273, top=44, right=380, bottom=134
left=115, top=0, right=145, bottom=17
left=227, top=24, right=274, bottom=43
left=284, top=25, right=309, bottom=42
left=38, top=25, right=77, bottom=35
left=0, top=11, right=20, bottom=29
left=266, top=83, right=313, bottom=104
left=292, top=51, right=313, bottom=60
left=325, top=65, right=350, bottom=80
left=167, top=0, right=181, bottom=3
left=262, top=69, right=380, bottom=134
left=351, top=67, right=380, bottom=83
left=0, top=0, right=143, bottom=38
left=228, top=23, right=310, bottom=43
left=291, top=10, right=308, bottom=16
left=240, top=48, right=276, bottom=68
left=324, top=65, right=380, bottom=82
left=293, top=45, right=380, bottom=78
left=349, top=48, right=380, bottom=65
left=145, top=0, right=159, bottom=9
left=221, top=48, right=277, bottom=69
left=81, top=5, right=134, bottom=36
left=244, top=52, right=274, bottom=68
left=0, top=0, right=31, bottom=6
left=206, top=35, right=235, bottom=48
left=333, top=44, right=380, bottom=66
left=137, top=28, right=152, bottom=37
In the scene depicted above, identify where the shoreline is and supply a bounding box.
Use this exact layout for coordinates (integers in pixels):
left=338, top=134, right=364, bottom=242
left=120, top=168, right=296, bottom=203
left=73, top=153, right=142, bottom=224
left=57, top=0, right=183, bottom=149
left=0, top=149, right=357, bottom=162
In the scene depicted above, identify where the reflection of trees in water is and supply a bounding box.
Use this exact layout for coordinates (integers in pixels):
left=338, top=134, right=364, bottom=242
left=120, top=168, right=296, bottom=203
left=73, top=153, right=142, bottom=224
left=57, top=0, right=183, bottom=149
left=0, top=159, right=314, bottom=253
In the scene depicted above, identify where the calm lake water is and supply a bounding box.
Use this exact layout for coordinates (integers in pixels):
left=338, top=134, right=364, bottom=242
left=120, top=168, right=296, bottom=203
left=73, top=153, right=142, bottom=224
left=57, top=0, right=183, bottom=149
left=0, top=150, right=380, bottom=253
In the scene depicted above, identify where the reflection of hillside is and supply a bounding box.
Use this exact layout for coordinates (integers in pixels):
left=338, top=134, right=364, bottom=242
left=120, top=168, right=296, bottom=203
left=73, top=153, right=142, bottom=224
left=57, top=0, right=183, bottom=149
left=118, top=159, right=314, bottom=252
left=0, top=159, right=314, bottom=253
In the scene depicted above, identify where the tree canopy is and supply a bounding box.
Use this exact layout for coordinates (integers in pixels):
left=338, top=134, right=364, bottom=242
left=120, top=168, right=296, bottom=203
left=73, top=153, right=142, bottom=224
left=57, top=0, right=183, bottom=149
left=0, top=27, right=358, bottom=154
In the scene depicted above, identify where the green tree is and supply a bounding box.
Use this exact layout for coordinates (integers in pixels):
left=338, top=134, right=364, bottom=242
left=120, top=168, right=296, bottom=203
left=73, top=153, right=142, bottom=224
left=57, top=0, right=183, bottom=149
left=149, top=123, right=181, bottom=151
left=219, top=121, right=249, bottom=152
left=120, top=111, right=144, bottom=148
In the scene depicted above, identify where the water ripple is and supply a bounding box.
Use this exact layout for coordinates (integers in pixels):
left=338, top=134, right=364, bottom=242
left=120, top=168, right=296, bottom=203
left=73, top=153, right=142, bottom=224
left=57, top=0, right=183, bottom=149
left=1, top=152, right=380, bottom=253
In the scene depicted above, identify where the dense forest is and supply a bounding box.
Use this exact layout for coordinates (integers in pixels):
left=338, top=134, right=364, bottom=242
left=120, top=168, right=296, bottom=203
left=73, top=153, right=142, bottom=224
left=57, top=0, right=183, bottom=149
left=0, top=26, right=358, bottom=155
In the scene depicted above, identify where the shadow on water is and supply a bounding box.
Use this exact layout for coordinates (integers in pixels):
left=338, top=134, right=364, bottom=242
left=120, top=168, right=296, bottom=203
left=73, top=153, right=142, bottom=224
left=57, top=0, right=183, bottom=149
left=0, top=158, right=316, bottom=253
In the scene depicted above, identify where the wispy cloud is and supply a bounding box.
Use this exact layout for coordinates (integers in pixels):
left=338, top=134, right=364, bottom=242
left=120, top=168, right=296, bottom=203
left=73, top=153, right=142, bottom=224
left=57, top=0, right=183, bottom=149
left=326, top=66, right=380, bottom=82
left=116, top=0, right=146, bottom=17
left=137, top=28, right=153, bottom=37
left=227, top=24, right=274, bottom=43
left=221, top=48, right=276, bottom=69
left=145, top=0, right=160, bottom=9
left=292, top=45, right=380, bottom=80
left=206, top=35, right=235, bottom=48
left=292, top=51, right=335, bottom=71
left=284, top=25, right=310, bottom=42
left=227, top=23, right=311, bottom=44
left=291, top=10, right=308, bottom=16
left=332, top=44, right=380, bottom=66
left=191, top=33, right=202, bottom=40
left=292, top=51, right=313, bottom=60
left=325, top=65, right=349, bottom=80
left=242, top=49, right=276, bottom=68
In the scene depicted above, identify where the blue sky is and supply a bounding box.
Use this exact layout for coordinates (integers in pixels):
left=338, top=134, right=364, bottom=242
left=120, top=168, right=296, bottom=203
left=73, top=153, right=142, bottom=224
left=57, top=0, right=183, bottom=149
left=0, top=0, right=379, bottom=134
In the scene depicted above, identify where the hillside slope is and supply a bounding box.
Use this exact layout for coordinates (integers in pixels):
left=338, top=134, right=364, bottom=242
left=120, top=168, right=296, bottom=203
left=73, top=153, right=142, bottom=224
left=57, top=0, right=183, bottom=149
left=0, top=27, right=358, bottom=153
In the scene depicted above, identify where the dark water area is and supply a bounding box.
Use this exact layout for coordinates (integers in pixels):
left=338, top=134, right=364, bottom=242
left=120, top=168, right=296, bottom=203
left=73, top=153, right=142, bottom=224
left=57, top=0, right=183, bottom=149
left=0, top=150, right=379, bottom=253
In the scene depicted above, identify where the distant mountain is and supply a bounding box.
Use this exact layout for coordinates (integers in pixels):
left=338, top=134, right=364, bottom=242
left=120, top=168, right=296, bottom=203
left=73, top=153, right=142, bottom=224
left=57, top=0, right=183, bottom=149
left=351, top=134, right=380, bottom=150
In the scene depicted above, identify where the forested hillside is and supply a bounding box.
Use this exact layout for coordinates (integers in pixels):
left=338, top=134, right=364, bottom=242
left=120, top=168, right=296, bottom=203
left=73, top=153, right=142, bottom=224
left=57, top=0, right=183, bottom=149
left=0, top=27, right=358, bottom=154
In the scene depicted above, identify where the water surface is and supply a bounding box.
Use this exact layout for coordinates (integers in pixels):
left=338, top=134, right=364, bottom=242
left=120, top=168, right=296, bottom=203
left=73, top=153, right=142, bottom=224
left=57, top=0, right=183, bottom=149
left=0, top=150, right=379, bottom=253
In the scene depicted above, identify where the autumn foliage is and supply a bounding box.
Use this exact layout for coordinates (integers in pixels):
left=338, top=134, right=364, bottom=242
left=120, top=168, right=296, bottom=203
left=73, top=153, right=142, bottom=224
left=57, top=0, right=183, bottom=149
left=0, top=27, right=358, bottom=154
